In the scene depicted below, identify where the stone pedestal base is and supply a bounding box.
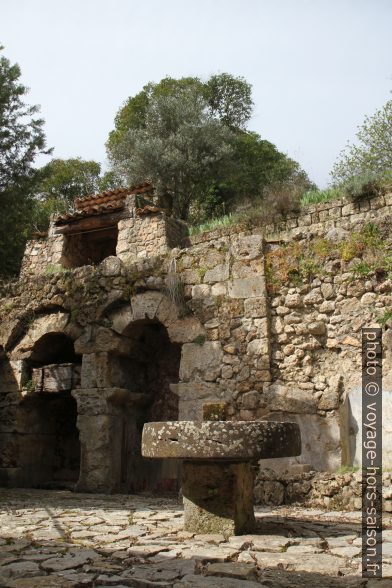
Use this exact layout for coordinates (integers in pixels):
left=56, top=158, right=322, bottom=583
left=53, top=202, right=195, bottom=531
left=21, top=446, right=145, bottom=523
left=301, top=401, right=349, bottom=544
left=182, top=460, right=255, bottom=536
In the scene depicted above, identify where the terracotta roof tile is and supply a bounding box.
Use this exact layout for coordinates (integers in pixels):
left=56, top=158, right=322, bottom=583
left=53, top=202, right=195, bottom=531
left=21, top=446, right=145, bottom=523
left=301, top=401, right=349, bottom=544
left=54, top=200, right=125, bottom=224
left=75, top=182, right=154, bottom=211
left=54, top=182, right=154, bottom=225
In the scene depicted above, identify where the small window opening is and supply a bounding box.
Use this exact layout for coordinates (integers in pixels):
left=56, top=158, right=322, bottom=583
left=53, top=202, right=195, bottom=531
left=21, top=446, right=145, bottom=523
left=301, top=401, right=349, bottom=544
left=63, top=225, right=118, bottom=268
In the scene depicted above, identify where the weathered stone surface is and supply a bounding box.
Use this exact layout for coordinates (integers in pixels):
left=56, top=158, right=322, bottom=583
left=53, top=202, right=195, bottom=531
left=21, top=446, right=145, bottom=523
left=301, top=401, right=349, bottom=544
left=142, top=420, right=301, bottom=460
left=263, top=384, right=318, bottom=413
left=228, top=276, right=265, bottom=299
left=182, top=461, right=255, bottom=535
left=340, top=386, right=392, bottom=469
left=254, top=551, right=343, bottom=575
left=230, top=234, right=263, bottom=260
left=100, top=256, right=122, bottom=277
left=179, top=342, right=223, bottom=382
left=205, top=561, right=258, bottom=580
left=0, top=488, right=391, bottom=585
left=244, top=296, right=267, bottom=318
left=175, top=575, right=261, bottom=587
left=12, top=312, right=69, bottom=358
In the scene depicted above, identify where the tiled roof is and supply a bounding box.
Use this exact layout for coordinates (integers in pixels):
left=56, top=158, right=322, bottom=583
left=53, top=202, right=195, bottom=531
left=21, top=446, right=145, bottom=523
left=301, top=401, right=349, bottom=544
left=54, top=182, right=154, bottom=225
left=54, top=200, right=125, bottom=224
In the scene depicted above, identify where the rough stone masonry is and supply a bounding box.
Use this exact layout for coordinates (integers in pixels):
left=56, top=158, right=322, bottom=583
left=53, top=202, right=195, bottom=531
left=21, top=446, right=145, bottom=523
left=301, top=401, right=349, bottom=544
left=0, top=184, right=391, bottom=511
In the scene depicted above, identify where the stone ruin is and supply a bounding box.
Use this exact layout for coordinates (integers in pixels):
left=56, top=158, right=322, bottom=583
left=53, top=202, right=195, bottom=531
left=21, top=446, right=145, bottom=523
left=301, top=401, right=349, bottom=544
left=0, top=183, right=392, bottom=511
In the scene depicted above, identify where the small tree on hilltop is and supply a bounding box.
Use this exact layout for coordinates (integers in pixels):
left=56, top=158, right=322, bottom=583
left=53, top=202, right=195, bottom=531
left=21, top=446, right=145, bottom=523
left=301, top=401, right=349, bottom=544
left=109, top=86, right=235, bottom=220
left=331, top=98, right=392, bottom=184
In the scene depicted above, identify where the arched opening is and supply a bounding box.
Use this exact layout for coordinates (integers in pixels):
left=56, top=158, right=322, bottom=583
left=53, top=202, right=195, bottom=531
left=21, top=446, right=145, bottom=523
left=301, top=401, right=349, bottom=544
left=17, top=332, right=81, bottom=489
left=113, top=319, right=181, bottom=493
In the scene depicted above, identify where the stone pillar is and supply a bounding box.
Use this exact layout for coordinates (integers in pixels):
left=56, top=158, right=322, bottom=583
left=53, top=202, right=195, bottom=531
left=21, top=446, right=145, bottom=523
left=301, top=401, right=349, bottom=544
left=182, top=460, right=255, bottom=536
left=72, top=388, right=125, bottom=493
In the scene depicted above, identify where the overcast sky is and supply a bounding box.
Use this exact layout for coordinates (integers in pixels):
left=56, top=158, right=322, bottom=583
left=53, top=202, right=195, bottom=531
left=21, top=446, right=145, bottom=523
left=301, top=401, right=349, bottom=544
left=1, top=0, right=391, bottom=187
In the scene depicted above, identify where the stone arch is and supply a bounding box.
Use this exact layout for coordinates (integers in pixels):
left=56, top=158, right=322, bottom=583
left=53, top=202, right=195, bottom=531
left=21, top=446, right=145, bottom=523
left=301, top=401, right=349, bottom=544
left=72, top=291, right=207, bottom=494
left=107, top=290, right=205, bottom=344
left=0, top=311, right=82, bottom=489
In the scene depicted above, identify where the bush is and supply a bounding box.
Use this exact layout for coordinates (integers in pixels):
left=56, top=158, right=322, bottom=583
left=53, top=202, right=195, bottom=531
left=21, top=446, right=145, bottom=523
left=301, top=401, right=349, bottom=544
left=343, top=172, right=382, bottom=203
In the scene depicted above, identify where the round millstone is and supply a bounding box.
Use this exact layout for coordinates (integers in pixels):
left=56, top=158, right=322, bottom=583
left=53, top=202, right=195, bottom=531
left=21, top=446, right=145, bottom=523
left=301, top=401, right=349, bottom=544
left=141, top=420, right=301, bottom=460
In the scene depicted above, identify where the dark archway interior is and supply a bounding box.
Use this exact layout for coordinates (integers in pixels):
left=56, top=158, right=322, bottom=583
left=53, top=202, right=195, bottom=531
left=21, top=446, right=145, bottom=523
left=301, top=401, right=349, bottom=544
left=28, top=332, right=80, bottom=367
left=18, top=391, right=80, bottom=489
left=63, top=225, right=118, bottom=268
left=113, top=319, right=181, bottom=494
left=18, top=332, right=81, bottom=489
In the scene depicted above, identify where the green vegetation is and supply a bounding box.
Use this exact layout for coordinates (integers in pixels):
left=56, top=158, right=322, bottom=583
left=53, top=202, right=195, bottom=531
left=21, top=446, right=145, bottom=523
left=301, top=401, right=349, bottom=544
left=331, top=98, right=392, bottom=183
left=189, top=167, right=392, bottom=236
left=0, top=46, right=48, bottom=276
left=300, top=186, right=342, bottom=206
left=44, top=263, right=67, bottom=275
left=378, top=308, right=392, bottom=327
left=22, top=379, right=35, bottom=393
left=336, top=465, right=360, bottom=474
left=1, top=46, right=391, bottom=277
left=106, top=74, right=312, bottom=222
left=189, top=213, right=237, bottom=235
left=192, top=334, right=207, bottom=346
left=165, top=270, right=189, bottom=316
left=265, top=223, right=391, bottom=292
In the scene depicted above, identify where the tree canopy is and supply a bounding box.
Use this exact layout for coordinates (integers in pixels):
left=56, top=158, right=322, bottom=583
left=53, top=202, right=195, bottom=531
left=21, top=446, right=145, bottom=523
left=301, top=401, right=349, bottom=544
left=107, top=74, right=312, bottom=221
left=109, top=85, right=235, bottom=219
left=331, top=98, right=392, bottom=184
left=0, top=46, right=49, bottom=276
left=30, top=157, right=104, bottom=232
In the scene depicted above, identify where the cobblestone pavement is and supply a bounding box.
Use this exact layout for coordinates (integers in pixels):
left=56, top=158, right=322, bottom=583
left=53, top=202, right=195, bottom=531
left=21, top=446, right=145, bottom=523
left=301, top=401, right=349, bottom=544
left=0, top=489, right=391, bottom=587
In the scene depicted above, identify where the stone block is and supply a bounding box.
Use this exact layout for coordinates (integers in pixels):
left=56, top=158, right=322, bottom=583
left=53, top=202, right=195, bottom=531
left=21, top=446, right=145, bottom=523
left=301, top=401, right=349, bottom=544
left=75, top=327, right=132, bottom=355
left=230, top=234, right=263, bottom=260
left=99, top=256, right=122, bottom=277
left=228, top=277, right=265, bottom=299
left=177, top=381, right=227, bottom=421
left=264, top=412, right=341, bottom=471
left=13, top=312, right=69, bottom=358
left=180, top=342, right=223, bottom=382
left=263, top=383, right=317, bottom=413
left=244, top=296, right=267, bottom=318
left=247, top=338, right=269, bottom=356
left=203, top=263, right=230, bottom=283
left=131, top=291, right=164, bottom=321
left=182, top=461, right=255, bottom=536
left=109, top=305, right=133, bottom=334
left=231, top=259, right=264, bottom=279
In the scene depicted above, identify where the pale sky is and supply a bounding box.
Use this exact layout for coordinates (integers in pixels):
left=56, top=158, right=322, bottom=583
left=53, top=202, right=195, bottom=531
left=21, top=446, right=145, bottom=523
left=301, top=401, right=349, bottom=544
left=1, top=0, right=391, bottom=187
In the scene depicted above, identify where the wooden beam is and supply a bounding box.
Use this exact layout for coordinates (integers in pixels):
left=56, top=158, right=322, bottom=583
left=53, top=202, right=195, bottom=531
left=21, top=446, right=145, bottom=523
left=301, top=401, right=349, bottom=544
left=54, top=210, right=129, bottom=235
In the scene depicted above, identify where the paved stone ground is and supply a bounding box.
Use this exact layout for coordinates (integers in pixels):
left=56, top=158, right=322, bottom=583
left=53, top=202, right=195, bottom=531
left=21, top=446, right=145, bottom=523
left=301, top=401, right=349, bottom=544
left=0, top=489, right=391, bottom=587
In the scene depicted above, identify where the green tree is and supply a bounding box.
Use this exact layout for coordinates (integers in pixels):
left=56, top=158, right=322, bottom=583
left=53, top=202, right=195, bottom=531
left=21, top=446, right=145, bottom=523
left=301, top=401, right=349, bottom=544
left=194, top=132, right=314, bottom=220
left=109, top=85, right=235, bottom=219
left=36, top=158, right=101, bottom=203
left=331, top=98, right=392, bottom=183
left=204, top=73, right=253, bottom=130
left=106, top=74, right=251, bottom=159
left=0, top=46, right=49, bottom=276
left=30, top=157, right=103, bottom=232
left=107, top=73, right=312, bottom=222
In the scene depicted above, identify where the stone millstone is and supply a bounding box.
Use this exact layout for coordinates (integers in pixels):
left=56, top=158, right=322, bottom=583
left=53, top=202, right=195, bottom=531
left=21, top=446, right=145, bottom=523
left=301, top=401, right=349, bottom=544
left=141, top=419, right=301, bottom=535
left=141, top=420, right=301, bottom=461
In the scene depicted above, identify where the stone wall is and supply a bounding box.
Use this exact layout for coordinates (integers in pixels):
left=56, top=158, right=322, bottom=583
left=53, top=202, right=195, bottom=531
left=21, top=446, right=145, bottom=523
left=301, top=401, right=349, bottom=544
left=116, top=196, right=188, bottom=264
left=1, top=191, right=392, bottom=493
left=263, top=191, right=392, bottom=240
left=20, top=234, right=65, bottom=277
left=255, top=468, right=392, bottom=513
left=21, top=194, right=189, bottom=277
